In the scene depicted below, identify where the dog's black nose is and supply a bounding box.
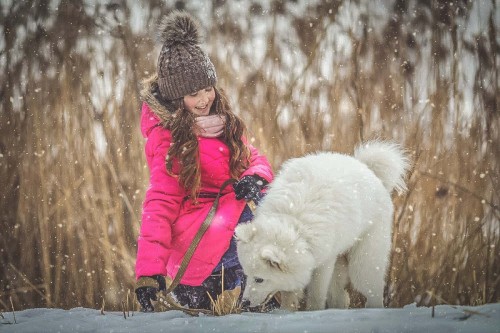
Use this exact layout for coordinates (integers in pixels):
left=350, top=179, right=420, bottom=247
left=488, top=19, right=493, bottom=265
left=240, top=298, right=251, bottom=310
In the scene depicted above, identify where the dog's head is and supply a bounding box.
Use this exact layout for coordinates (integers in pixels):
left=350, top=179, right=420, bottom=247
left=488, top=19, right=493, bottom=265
left=235, top=215, right=314, bottom=307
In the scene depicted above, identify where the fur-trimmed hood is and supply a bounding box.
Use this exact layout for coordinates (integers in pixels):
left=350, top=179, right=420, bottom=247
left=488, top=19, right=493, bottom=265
left=140, top=74, right=184, bottom=138
left=139, top=74, right=176, bottom=137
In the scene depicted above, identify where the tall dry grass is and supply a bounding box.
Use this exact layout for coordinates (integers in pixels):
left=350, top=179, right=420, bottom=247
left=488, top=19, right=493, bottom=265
left=1, top=0, right=498, bottom=310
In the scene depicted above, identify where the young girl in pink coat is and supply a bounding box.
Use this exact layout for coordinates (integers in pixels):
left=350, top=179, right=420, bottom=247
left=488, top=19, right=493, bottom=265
left=134, top=11, right=273, bottom=312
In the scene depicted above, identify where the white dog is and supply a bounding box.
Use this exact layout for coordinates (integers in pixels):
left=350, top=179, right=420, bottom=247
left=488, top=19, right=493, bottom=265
left=236, top=141, right=410, bottom=311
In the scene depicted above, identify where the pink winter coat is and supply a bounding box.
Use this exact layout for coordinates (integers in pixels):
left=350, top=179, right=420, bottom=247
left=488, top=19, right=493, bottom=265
left=135, top=102, right=273, bottom=285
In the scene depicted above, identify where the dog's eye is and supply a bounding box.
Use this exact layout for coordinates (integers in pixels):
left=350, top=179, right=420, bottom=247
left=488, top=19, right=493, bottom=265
left=254, top=277, right=264, bottom=283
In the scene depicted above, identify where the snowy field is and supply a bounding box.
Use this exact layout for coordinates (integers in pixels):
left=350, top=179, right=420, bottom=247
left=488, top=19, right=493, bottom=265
left=1, top=303, right=498, bottom=333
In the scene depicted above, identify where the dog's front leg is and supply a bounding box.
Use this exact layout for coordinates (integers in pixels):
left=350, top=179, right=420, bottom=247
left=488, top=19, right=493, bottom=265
left=305, top=264, right=335, bottom=310
left=327, top=254, right=350, bottom=309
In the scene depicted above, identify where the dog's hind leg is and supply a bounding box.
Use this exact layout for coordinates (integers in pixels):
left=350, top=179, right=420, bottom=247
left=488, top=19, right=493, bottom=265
left=326, top=253, right=350, bottom=309
left=347, top=219, right=391, bottom=308
left=305, top=262, right=336, bottom=310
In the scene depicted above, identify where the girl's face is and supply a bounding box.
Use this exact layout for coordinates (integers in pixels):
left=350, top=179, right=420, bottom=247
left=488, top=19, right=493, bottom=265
left=183, top=86, right=216, bottom=116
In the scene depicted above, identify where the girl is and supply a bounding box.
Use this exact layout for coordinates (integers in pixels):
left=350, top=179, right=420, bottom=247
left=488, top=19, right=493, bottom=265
left=134, top=11, right=273, bottom=312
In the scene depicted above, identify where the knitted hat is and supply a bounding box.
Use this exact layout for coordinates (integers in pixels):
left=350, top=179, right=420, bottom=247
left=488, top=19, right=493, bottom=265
left=156, top=11, right=217, bottom=101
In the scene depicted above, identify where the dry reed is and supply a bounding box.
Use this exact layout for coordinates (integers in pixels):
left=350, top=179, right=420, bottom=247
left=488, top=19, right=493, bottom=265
left=207, top=267, right=242, bottom=316
left=9, top=297, right=16, bottom=324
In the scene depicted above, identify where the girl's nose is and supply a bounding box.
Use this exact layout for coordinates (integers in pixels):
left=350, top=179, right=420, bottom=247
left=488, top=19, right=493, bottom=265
left=200, top=91, right=210, bottom=104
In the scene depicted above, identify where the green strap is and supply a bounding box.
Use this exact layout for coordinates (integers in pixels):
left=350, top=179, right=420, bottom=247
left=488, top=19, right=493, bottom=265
left=166, top=178, right=237, bottom=294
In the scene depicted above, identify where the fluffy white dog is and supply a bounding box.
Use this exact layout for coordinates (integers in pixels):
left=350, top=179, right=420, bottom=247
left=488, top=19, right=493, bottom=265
left=235, top=141, right=410, bottom=311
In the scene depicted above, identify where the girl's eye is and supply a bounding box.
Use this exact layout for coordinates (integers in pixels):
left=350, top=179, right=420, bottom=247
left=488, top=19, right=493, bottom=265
left=190, top=92, right=198, bottom=97
left=205, top=87, right=213, bottom=92
left=254, top=277, right=264, bottom=283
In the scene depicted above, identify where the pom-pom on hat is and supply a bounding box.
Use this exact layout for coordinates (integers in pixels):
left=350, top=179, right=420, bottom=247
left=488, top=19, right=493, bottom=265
left=156, top=11, right=217, bottom=101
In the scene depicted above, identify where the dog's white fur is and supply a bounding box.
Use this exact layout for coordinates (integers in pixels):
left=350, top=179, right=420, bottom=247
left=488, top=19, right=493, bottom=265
left=236, top=141, right=410, bottom=310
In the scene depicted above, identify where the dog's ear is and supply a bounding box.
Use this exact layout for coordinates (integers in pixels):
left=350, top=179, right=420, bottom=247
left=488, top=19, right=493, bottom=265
left=234, top=223, right=256, bottom=243
left=261, top=245, right=287, bottom=272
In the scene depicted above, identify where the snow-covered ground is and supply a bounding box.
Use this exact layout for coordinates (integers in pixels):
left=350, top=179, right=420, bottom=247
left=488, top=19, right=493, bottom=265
left=1, top=303, right=498, bottom=333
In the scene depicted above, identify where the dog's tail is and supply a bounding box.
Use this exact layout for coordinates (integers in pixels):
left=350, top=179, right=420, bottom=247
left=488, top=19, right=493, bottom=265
left=354, top=140, right=410, bottom=194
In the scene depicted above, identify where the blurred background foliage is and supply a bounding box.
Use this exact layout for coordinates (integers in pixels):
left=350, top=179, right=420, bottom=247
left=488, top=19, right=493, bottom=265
left=0, top=0, right=498, bottom=310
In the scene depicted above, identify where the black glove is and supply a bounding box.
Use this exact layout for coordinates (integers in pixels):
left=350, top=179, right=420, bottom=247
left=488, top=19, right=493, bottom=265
left=135, top=275, right=166, bottom=312
left=233, top=175, right=267, bottom=202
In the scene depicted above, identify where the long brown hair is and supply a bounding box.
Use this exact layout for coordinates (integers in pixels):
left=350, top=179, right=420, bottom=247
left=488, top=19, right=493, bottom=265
left=165, top=87, right=251, bottom=199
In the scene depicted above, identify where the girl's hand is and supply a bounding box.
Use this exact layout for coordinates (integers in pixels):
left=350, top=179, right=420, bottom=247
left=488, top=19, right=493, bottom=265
left=194, top=115, right=225, bottom=138
left=233, top=175, right=267, bottom=202
left=135, top=275, right=167, bottom=312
